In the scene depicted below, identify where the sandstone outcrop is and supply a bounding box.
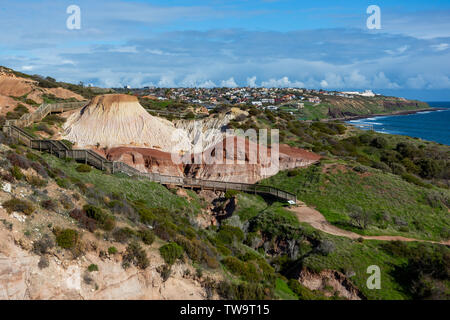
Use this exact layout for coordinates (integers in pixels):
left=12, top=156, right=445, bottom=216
left=63, top=94, right=190, bottom=150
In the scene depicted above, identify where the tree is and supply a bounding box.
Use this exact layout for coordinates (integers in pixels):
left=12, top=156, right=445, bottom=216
left=370, top=136, right=388, bottom=149
left=349, top=206, right=372, bottom=229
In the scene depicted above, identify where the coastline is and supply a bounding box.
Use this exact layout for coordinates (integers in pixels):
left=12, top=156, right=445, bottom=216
left=323, top=107, right=445, bottom=122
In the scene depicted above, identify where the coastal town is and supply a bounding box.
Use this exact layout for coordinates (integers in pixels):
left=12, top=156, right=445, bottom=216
left=113, top=86, right=380, bottom=111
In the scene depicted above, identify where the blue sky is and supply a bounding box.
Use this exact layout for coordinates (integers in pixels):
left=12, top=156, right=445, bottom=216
left=1, top=0, right=450, bottom=100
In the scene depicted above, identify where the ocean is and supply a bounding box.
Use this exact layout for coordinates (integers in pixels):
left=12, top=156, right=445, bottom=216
left=347, top=101, right=450, bottom=146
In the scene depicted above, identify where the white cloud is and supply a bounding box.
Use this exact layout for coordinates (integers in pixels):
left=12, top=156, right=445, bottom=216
left=220, top=77, right=238, bottom=87
left=261, top=76, right=305, bottom=88
left=385, top=45, right=409, bottom=55
left=109, top=46, right=138, bottom=53
left=158, top=75, right=176, bottom=87
left=21, top=65, right=34, bottom=71
left=431, top=43, right=449, bottom=52
left=247, top=76, right=257, bottom=87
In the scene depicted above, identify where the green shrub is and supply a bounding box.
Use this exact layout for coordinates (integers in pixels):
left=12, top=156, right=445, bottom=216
left=222, top=256, right=262, bottom=282
left=108, top=246, right=118, bottom=254
left=138, top=229, right=155, bottom=245
left=88, top=264, right=99, bottom=272
left=217, top=244, right=232, bottom=256
left=26, top=175, right=47, bottom=188
left=11, top=165, right=23, bottom=180
left=55, top=229, right=79, bottom=249
left=288, top=279, right=319, bottom=300
left=122, top=242, right=149, bottom=269
left=56, top=177, right=71, bottom=189
left=159, top=242, right=184, bottom=265
left=371, top=136, right=388, bottom=149
left=401, top=173, right=431, bottom=188
left=217, top=281, right=269, bottom=300
left=224, top=189, right=239, bottom=199
left=76, top=164, right=92, bottom=173
left=3, top=198, right=35, bottom=215
left=216, top=225, right=245, bottom=245
left=83, top=205, right=115, bottom=231
left=112, top=227, right=136, bottom=243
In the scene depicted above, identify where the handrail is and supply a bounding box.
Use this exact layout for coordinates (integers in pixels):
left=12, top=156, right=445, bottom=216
left=2, top=102, right=297, bottom=202
left=5, top=101, right=87, bottom=128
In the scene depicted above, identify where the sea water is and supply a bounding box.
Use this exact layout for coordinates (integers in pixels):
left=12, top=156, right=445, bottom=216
left=347, top=102, right=450, bottom=145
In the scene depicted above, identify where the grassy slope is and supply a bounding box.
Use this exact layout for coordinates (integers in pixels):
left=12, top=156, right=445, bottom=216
left=42, top=154, right=197, bottom=214
left=233, top=193, right=420, bottom=300
left=261, top=163, right=450, bottom=241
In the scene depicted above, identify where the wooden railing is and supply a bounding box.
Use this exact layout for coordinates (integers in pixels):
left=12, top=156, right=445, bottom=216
left=5, top=101, right=87, bottom=128
left=2, top=102, right=296, bottom=202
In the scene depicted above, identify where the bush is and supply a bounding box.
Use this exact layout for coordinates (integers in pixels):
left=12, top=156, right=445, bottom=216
left=287, top=169, right=300, bottom=177
left=370, top=137, right=388, bottom=149
left=33, top=234, right=54, bottom=255
left=7, top=152, right=30, bottom=169
left=138, top=229, right=155, bottom=245
left=10, top=165, right=23, bottom=180
left=3, top=198, right=35, bottom=215
left=76, top=164, right=92, bottom=173
left=159, top=242, right=184, bottom=265
left=38, top=256, right=50, bottom=269
left=401, top=173, right=431, bottom=188
left=222, top=256, right=262, bottom=282
left=122, top=242, right=149, bottom=270
left=69, top=208, right=97, bottom=232
left=157, top=264, right=172, bottom=282
left=288, top=279, right=318, bottom=300
left=216, top=225, right=245, bottom=245
left=56, top=178, right=71, bottom=189
left=88, top=264, right=99, bottom=272
left=217, top=281, right=269, bottom=300
left=41, top=199, right=57, bottom=211
left=26, top=175, right=47, bottom=188
left=316, top=240, right=335, bottom=256
left=83, top=205, right=115, bottom=231
left=108, top=246, right=118, bottom=255
left=55, top=229, right=79, bottom=249
left=224, top=189, right=239, bottom=199
left=112, top=227, right=136, bottom=243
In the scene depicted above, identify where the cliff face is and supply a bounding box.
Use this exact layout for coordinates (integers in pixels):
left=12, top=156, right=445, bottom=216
left=0, top=211, right=211, bottom=300
left=104, top=136, right=320, bottom=184
left=174, top=113, right=234, bottom=153
left=183, top=137, right=320, bottom=183
left=105, top=147, right=184, bottom=177
left=0, top=67, right=84, bottom=116
left=63, top=94, right=191, bottom=151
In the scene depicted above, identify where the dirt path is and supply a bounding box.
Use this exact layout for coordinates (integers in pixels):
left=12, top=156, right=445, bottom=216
left=290, top=203, right=450, bottom=245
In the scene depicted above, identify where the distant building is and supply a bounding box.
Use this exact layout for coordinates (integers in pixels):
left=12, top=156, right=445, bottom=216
left=308, top=97, right=321, bottom=104
left=342, top=90, right=375, bottom=97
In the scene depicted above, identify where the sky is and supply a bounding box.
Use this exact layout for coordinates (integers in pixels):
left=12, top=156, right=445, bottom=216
left=0, top=0, right=450, bottom=100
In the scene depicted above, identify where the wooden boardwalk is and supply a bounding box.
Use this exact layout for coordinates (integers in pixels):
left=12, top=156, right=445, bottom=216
left=2, top=102, right=296, bottom=202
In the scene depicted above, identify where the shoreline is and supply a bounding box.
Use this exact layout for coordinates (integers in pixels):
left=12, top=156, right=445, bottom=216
left=323, top=107, right=446, bottom=122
